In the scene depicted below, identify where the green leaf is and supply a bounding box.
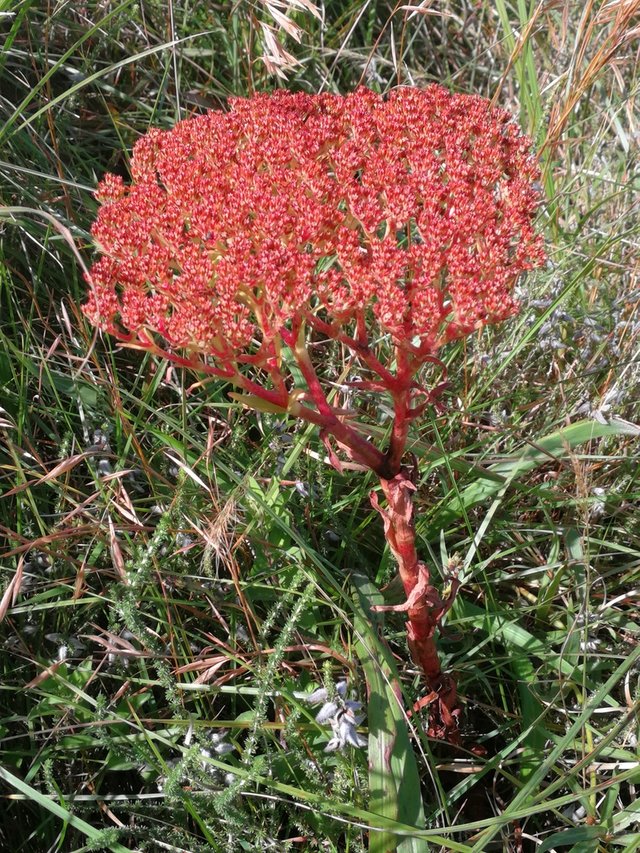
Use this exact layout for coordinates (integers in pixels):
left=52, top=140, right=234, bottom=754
left=351, top=572, right=427, bottom=853
left=0, top=348, right=11, bottom=387
left=456, top=598, right=622, bottom=706
left=431, top=418, right=638, bottom=530
left=536, top=826, right=606, bottom=853
left=468, top=644, right=640, bottom=851
left=228, top=391, right=288, bottom=414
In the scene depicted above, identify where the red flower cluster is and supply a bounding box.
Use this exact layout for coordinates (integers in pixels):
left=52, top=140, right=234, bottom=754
left=85, top=86, right=544, bottom=362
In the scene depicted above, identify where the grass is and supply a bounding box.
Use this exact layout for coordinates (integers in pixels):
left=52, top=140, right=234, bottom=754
left=0, top=1, right=639, bottom=851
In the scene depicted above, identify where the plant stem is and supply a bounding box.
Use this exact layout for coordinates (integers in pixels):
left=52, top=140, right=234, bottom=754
left=374, top=472, right=460, bottom=742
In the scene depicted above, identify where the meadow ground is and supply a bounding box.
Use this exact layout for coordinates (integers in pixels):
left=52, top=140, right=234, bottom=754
left=0, top=2, right=639, bottom=851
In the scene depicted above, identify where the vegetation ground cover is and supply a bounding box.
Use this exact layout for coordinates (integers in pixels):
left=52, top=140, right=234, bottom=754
left=0, top=2, right=638, bottom=851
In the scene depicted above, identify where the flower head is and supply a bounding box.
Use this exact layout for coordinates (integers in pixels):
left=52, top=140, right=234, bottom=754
left=294, top=680, right=367, bottom=752
left=84, top=86, right=544, bottom=364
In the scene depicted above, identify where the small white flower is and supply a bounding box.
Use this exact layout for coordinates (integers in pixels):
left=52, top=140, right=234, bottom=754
left=203, top=729, right=235, bottom=757
left=579, top=637, right=600, bottom=653
left=295, top=481, right=310, bottom=497
left=97, top=458, right=113, bottom=477
left=325, top=708, right=367, bottom=752
left=294, top=679, right=347, bottom=705
left=590, top=486, right=607, bottom=519
left=295, top=681, right=367, bottom=752
left=315, top=701, right=340, bottom=724
left=209, top=729, right=229, bottom=744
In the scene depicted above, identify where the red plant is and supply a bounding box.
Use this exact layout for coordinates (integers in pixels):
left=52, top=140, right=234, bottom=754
left=85, top=86, right=544, bottom=742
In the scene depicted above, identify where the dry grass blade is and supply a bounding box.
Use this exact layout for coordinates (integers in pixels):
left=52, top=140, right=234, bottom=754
left=259, top=22, right=300, bottom=77
left=544, top=0, right=640, bottom=152
left=196, top=498, right=238, bottom=564
left=165, top=452, right=214, bottom=498
left=83, top=629, right=142, bottom=657
left=265, top=4, right=305, bottom=41
left=108, top=517, right=128, bottom=584
left=0, top=555, right=24, bottom=623
left=0, top=407, right=15, bottom=430
left=1, top=452, right=93, bottom=499
left=24, top=661, right=68, bottom=690
left=260, top=0, right=322, bottom=21
left=399, top=1, right=462, bottom=21
left=244, top=0, right=323, bottom=77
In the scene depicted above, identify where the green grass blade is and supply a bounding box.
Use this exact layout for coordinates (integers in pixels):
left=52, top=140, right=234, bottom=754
left=0, top=765, right=131, bottom=853
left=431, top=417, right=639, bottom=530
left=352, top=571, right=427, bottom=853
left=468, top=645, right=640, bottom=851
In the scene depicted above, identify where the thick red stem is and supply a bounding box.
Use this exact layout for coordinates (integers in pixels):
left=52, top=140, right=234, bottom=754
left=374, top=472, right=460, bottom=742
